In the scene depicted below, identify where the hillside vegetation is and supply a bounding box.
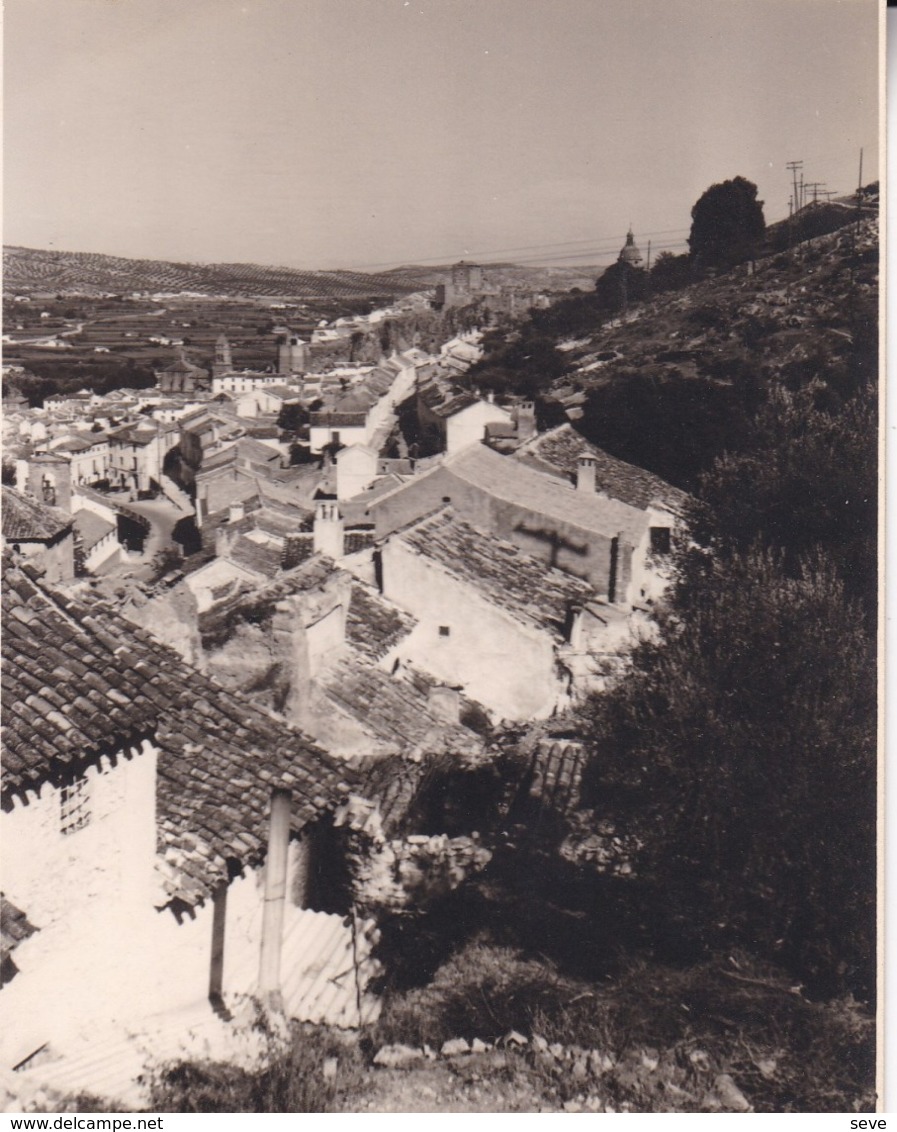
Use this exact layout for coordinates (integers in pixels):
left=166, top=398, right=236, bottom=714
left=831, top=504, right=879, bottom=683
left=3, top=245, right=419, bottom=300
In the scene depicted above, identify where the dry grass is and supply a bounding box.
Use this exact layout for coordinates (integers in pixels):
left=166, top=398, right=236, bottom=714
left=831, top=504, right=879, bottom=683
left=373, top=940, right=875, bottom=1112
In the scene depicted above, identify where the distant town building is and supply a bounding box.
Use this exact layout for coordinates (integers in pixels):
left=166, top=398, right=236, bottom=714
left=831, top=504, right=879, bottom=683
left=618, top=227, right=644, bottom=267
left=277, top=331, right=310, bottom=375
left=212, top=334, right=233, bottom=379
left=155, top=353, right=210, bottom=394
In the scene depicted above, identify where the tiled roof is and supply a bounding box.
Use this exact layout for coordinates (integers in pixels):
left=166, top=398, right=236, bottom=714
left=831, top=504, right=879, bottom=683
left=432, top=392, right=480, bottom=419
left=72, top=509, right=116, bottom=550
left=319, top=654, right=482, bottom=758
left=158, top=357, right=207, bottom=375
left=443, top=442, right=652, bottom=545
left=2, top=487, right=72, bottom=541
left=346, top=583, right=416, bottom=661
left=1, top=559, right=359, bottom=907
left=196, top=555, right=337, bottom=649
left=260, top=385, right=301, bottom=401
left=344, top=530, right=375, bottom=555
left=1, top=894, right=38, bottom=969
left=51, top=436, right=95, bottom=454
left=513, top=424, right=690, bottom=513
left=524, top=740, right=587, bottom=815
left=226, top=535, right=283, bottom=579
left=108, top=425, right=157, bottom=447
left=393, top=507, right=593, bottom=637
left=358, top=752, right=456, bottom=836
left=310, top=411, right=368, bottom=428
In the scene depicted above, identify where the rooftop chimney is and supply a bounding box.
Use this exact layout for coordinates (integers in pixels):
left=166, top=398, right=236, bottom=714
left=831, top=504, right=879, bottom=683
left=576, top=455, right=597, bottom=493
left=516, top=401, right=536, bottom=440
left=313, top=500, right=344, bottom=560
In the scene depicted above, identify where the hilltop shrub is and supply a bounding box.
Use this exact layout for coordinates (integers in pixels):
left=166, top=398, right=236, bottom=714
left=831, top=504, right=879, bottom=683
left=582, top=545, right=876, bottom=999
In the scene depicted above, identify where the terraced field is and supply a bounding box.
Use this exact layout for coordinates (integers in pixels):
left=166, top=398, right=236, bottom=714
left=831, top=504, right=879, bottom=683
left=4, top=245, right=420, bottom=300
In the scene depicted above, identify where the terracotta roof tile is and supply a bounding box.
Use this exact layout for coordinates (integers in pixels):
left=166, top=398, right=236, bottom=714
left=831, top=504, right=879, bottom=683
left=2, top=488, right=72, bottom=542
left=512, top=424, right=690, bottom=513
left=1, top=557, right=360, bottom=907
left=394, top=507, right=593, bottom=637
left=345, top=583, right=416, bottom=661
left=1, top=895, right=38, bottom=972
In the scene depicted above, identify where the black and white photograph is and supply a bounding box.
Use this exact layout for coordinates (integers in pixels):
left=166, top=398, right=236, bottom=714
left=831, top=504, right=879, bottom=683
left=0, top=0, right=882, bottom=1115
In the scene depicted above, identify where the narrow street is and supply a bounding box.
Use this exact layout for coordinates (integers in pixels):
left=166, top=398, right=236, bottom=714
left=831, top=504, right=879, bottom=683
left=117, top=494, right=194, bottom=581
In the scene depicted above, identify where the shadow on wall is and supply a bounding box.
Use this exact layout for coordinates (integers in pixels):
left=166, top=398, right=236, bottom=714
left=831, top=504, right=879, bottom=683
left=513, top=522, right=588, bottom=571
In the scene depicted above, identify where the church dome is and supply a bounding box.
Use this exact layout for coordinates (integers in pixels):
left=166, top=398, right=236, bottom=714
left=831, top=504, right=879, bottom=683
left=618, top=228, right=644, bottom=266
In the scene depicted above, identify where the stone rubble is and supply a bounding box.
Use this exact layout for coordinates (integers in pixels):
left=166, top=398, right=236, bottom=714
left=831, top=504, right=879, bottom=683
left=369, top=1033, right=755, bottom=1113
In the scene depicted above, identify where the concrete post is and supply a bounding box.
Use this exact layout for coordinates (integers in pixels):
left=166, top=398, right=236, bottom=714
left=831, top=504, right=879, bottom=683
left=259, top=787, right=291, bottom=1011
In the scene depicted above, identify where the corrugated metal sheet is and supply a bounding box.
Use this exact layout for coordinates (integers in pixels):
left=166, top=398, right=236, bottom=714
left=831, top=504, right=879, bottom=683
left=12, top=909, right=381, bottom=1106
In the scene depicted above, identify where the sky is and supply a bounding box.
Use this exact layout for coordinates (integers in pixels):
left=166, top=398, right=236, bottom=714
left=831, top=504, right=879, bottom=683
left=3, top=0, right=881, bottom=271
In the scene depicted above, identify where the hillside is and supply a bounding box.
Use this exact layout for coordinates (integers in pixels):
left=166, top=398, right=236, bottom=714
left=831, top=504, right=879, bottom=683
left=468, top=212, right=878, bottom=498
left=3, top=246, right=600, bottom=301
left=2, top=246, right=421, bottom=300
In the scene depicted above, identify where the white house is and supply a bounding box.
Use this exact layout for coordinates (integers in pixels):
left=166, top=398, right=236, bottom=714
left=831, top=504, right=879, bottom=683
left=378, top=506, right=596, bottom=720
left=1, top=559, right=377, bottom=1090
left=445, top=398, right=514, bottom=455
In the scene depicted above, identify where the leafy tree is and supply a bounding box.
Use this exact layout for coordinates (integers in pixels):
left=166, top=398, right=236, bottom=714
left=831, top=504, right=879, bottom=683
left=594, top=260, right=647, bottom=312
left=649, top=251, right=691, bottom=294
left=578, top=370, right=758, bottom=491
left=583, top=545, right=876, bottom=997
left=695, top=382, right=877, bottom=620
left=276, top=401, right=308, bottom=433
left=688, top=176, right=766, bottom=270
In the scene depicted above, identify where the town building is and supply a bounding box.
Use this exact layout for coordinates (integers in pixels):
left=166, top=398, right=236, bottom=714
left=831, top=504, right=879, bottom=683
left=1, top=488, right=75, bottom=583
left=1, top=556, right=378, bottom=1088
left=359, top=440, right=685, bottom=607
left=155, top=353, right=210, bottom=394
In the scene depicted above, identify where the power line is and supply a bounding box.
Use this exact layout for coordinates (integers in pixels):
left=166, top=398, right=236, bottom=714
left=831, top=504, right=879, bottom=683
left=350, top=227, right=691, bottom=271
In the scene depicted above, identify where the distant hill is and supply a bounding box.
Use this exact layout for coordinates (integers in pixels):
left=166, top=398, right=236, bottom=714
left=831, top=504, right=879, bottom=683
left=380, top=262, right=603, bottom=292
left=3, top=245, right=601, bottom=301
left=2, top=246, right=422, bottom=300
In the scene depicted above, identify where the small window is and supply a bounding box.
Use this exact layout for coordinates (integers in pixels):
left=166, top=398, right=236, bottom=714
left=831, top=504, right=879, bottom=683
left=60, top=775, right=91, bottom=836
left=650, top=527, right=671, bottom=555
left=438, top=626, right=451, bottom=637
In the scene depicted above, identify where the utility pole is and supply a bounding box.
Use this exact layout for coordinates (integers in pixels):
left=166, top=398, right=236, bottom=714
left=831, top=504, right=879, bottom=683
left=802, top=181, right=824, bottom=207
left=645, top=240, right=652, bottom=297
left=853, top=147, right=864, bottom=256
left=787, top=160, right=803, bottom=214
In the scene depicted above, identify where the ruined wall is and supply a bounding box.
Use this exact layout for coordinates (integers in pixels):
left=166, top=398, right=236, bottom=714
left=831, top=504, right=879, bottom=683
left=199, top=574, right=351, bottom=726
left=125, top=584, right=202, bottom=665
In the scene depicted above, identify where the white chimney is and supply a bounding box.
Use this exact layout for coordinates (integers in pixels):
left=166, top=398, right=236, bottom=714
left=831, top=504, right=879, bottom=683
left=576, top=456, right=597, bottom=492
left=313, top=500, right=344, bottom=560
